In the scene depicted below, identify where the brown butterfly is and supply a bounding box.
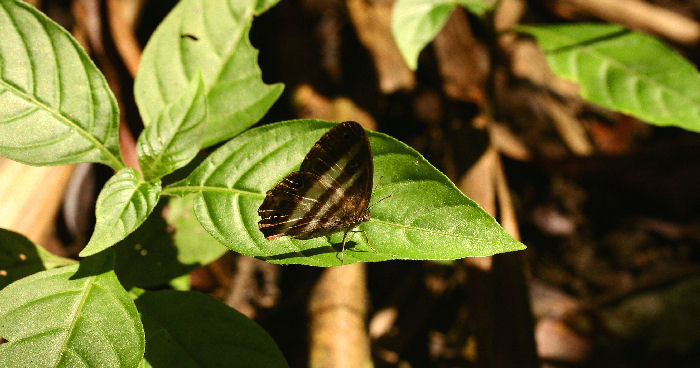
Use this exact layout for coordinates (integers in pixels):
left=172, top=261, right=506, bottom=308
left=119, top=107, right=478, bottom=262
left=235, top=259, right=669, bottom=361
left=258, top=121, right=378, bottom=262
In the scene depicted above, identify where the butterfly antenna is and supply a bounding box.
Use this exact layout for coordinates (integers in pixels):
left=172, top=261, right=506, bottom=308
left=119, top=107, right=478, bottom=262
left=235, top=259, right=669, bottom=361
left=367, top=194, right=392, bottom=211
left=376, top=175, right=384, bottom=188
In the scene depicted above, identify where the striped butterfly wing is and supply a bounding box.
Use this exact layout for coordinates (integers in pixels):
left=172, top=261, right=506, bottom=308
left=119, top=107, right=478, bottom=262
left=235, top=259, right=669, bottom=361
left=258, top=121, right=373, bottom=240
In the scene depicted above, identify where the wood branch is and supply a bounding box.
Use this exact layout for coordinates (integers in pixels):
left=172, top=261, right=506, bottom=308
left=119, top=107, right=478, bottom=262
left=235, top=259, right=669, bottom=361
left=541, top=95, right=594, bottom=156
left=552, top=0, right=700, bottom=46
left=494, top=0, right=526, bottom=33
left=226, top=255, right=281, bottom=319
left=293, top=84, right=377, bottom=129
left=308, top=264, right=371, bottom=368
left=106, top=0, right=144, bottom=77
left=346, top=0, right=415, bottom=93
left=0, top=159, right=75, bottom=251
left=510, top=39, right=580, bottom=100
left=74, top=0, right=140, bottom=170
left=458, top=127, right=538, bottom=367
left=488, top=122, right=532, bottom=161
left=433, top=8, right=489, bottom=105
left=458, top=145, right=498, bottom=216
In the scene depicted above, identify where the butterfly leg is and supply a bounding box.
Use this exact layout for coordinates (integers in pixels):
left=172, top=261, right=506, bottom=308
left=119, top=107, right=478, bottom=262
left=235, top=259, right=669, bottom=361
left=351, top=230, right=377, bottom=254
left=340, top=231, right=349, bottom=263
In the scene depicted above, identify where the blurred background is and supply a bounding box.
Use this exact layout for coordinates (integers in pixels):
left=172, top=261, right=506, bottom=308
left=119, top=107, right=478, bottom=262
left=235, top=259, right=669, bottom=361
left=1, top=0, right=699, bottom=367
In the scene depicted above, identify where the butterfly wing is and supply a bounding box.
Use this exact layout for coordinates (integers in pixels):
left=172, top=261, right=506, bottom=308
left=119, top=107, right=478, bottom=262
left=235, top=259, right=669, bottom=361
left=258, top=121, right=373, bottom=240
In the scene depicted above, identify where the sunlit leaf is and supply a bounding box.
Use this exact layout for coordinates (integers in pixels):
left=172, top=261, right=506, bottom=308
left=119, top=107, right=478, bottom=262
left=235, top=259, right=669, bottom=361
left=137, top=73, right=207, bottom=181
left=81, top=168, right=161, bottom=257
left=520, top=24, right=700, bottom=132
left=133, top=0, right=284, bottom=148
left=392, top=0, right=494, bottom=70
left=0, top=255, right=144, bottom=368
left=0, top=0, right=123, bottom=169
left=165, top=196, right=227, bottom=266
left=165, top=120, right=524, bottom=267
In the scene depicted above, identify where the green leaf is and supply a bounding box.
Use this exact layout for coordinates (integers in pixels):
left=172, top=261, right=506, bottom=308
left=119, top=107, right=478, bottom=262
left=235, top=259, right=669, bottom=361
left=133, top=0, right=284, bottom=148
left=114, top=209, right=190, bottom=289
left=136, top=290, right=288, bottom=368
left=0, top=256, right=145, bottom=368
left=137, top=73, right=207, bottom=181
left=519, top=23, right=700, bottom=132
left=391, top=0, right=494, bottom=70
left=0, top=0, right=123, bottom=169
left=0, top=228, right=75, bottom=289
left=114, top=203, right=223, bottom=289
left=81, top=168, right=161, bottom=257
left=165, top=120, right=524, bottom=267
left=165, top=195, right=228, bottom=265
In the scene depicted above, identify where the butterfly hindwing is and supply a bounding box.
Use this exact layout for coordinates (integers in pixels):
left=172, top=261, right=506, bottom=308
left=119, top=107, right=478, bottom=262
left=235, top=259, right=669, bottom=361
left=258, top=121, right=373, bottom=241
left=299, top=121, right=373, bottom=220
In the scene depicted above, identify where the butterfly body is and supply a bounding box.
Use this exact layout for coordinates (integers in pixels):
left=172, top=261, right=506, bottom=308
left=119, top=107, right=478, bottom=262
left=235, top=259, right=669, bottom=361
left=258, top=121, right=374, bottom=260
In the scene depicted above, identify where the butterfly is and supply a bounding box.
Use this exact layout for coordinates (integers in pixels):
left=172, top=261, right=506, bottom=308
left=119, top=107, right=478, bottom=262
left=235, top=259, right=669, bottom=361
left=258, top=121, right=378, bottom=262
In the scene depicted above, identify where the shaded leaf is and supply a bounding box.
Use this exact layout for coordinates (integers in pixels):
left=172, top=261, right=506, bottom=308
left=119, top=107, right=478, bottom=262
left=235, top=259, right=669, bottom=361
left=519, top=24, right=700, bottom=132
left=81, top=168, right=161, bottom=257
left=133, top=0, right=284, bottom=148
left=114, top=206, right=211, bottom=289
left=0, top=228, right=75, bottom=289
left=392, top=0, right=494, bottom=70
left=137, top=73, right=207, bottom=181
left=165, top=195, right=227, bottom=265
left=0, top=256, right=144, bottom=368
left=165, top=120, right=524, bottom=267
left=0, top=0, right=123, bottom=169
left=136, top=290, right=288, bottom=368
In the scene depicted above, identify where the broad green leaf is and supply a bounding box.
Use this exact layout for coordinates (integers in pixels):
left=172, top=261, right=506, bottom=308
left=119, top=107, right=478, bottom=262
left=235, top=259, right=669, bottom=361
left=392, top=0, right=494, bottom=70
left=137, top=73, right=207, bottom=181
left=0, top=228, right=75, bottom=289
left=165, top=120, right=524, bottom=267
left=114, top=206, right=216, bottom=289
left=0, top=0, right=123, bottom=169
left=133, top=0, right=284, bottom=148
left=165, top=195, right=227, bottom=265
left=0, top=255, right=144, bottom=368
left=81, top=168, right=161, bottom=257
left=519, top=24, right=700, bottom=132
left=136, top=290, right=288, bottom=368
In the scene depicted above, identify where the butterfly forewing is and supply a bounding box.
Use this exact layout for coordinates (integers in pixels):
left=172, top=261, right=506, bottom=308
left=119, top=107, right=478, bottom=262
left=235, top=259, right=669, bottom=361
left=258, top=121, right=373, bottom=241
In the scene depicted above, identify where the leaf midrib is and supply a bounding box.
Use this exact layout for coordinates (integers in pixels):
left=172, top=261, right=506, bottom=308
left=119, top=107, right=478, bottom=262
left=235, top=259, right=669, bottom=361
left=142, top=94, right=201, bottom=179
left=369, top=218, right=506, bottom=244
left=0, top=78, right=123, bottom=169
left=51, top=275, right=96, bottom=368
left=162, top=185, right=265, bottom=198
left=162, top=185, right=507, bottom=245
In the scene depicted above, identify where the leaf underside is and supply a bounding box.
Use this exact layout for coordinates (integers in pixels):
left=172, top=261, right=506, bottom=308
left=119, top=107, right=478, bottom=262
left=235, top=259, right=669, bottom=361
left=0, top=0, right=122, bottom=168
left=0, top=261, right=144, bottom=368
left=520, top=23, right=700, bottom=132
